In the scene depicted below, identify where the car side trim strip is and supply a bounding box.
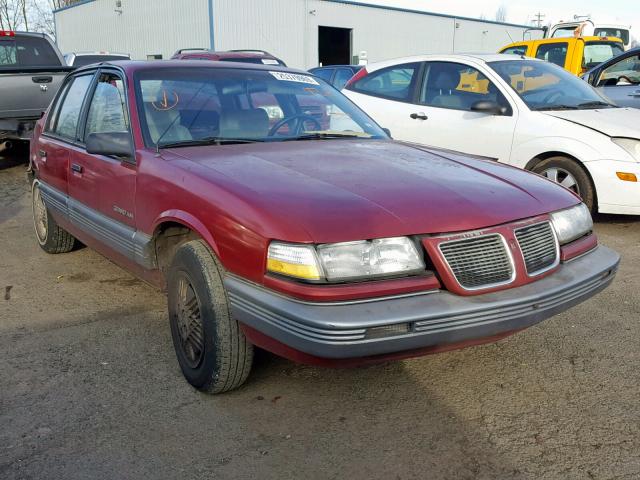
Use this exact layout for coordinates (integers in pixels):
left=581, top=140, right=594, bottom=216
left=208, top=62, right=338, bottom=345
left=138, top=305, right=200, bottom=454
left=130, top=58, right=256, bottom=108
left=38, top=181, right=155, bottom=269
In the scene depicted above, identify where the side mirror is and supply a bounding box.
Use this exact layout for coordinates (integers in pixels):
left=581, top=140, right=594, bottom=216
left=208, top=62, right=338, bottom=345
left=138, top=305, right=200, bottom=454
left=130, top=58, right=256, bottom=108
left=86, top=132, right=133, bottom=159
left=382, top=127, right=392, bottom=138
left=470, top=100, right=508, bottom=116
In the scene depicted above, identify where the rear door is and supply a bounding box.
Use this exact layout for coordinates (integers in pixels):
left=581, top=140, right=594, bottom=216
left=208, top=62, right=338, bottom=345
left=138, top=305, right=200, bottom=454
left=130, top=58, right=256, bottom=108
left=343, top=62, right=424, bottom=141
left=594, top=52, right=640, bottom=107
left=38, top=73, right=95, bottom=195
left=68, top=69, right=137, bottom=230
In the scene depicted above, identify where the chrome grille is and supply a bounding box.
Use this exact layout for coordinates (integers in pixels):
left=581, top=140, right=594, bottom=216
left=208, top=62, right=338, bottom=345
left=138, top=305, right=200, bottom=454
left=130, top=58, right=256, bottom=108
left=439, top=234, right=514, bottom=290
left=515, top=222, right=559, bottom=276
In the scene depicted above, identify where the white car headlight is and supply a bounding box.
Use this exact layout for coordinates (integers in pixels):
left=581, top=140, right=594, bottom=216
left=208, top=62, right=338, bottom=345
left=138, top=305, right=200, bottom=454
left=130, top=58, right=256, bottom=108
left=550, top=203, right=593, bottom=245
left=267, top=237, right=425, bottom=282
left=612, top=138, right=640, bottom=162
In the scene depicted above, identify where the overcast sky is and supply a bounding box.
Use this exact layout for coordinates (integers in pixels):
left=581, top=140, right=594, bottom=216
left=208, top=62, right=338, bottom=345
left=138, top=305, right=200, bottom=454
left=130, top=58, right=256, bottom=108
left=362, top=0, right=640, bottom=31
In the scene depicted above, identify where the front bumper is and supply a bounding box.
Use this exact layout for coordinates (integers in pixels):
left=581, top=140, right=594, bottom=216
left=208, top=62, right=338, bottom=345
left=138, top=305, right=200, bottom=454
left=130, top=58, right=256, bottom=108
left=226, top=246, right=619, bottom=359
left=585, top=160, right=640, bottom=215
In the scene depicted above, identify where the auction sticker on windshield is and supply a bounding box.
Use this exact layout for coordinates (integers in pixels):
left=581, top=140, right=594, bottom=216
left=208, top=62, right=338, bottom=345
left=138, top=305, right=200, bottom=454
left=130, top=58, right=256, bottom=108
left=270, top=71, right=319, bottom=85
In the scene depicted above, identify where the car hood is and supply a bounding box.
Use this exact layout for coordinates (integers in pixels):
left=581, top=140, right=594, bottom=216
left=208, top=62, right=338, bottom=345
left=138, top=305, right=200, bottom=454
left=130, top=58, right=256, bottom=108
left=168, top=140, right=579, bottom=243
left=544, top=107, right=640, bottom=138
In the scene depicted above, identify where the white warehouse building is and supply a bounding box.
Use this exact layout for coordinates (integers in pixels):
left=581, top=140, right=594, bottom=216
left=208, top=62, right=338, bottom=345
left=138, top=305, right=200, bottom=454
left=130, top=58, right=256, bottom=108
left=54, top=0, right=533, bottom=69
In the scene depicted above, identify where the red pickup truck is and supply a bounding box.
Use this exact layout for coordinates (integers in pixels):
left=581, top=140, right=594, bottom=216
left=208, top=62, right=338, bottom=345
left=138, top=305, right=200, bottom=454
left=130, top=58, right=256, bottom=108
left=30, top=61, right=619, bottom=393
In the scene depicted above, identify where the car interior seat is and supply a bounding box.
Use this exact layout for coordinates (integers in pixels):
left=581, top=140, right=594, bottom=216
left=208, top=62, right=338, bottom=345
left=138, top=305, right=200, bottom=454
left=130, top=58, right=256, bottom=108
left=219, top=108, right=269, bottom=139
left=428, top=66, right=464, bottom=109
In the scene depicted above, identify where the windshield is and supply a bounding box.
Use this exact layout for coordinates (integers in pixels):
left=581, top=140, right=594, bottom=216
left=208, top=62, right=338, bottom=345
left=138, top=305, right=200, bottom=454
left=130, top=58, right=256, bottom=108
left=72, top=55, right=129, bottom=67
left=594, top=28, right=630, bottom=45
left=135, top=67, right=387, bottom=147
left=0, top=35, right=60, bottom=68
left=489, top=60, right=615, bottom=111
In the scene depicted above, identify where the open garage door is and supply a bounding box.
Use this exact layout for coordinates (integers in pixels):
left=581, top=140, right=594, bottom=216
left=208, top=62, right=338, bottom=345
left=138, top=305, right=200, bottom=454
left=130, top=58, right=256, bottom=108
left=318, top=26, right=352, bottom=66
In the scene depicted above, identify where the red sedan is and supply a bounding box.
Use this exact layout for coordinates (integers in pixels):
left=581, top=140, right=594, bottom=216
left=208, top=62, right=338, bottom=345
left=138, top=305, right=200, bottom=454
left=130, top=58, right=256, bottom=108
left=30, top=61, right=619, bottom=393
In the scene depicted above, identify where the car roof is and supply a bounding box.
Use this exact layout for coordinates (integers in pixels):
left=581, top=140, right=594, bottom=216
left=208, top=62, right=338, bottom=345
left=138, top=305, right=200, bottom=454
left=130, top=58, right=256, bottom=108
left=71, top=59, right=304, bottom=75
left=505, top=36, right=624, bottom=47
left=71, top=52, right=130, bottom=56
left=365, top=53, right=539, bottom=71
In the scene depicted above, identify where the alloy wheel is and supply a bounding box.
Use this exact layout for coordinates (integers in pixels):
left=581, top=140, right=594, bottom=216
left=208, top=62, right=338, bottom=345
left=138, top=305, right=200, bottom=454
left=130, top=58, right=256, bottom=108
left=175, top=273, right=206, bottom=369
left=541, top=167, right=581, bottom=196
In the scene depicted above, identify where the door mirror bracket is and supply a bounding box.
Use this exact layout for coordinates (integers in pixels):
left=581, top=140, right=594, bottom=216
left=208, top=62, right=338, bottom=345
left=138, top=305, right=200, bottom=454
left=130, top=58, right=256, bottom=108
left=470, top=100, right=509, bottom=116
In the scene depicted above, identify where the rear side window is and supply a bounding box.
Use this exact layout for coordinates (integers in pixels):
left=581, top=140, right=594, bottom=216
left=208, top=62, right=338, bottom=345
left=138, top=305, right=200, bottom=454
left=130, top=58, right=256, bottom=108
left=48, top=75, right=93, bottom=140
left=583, top=42, right=625, bottom=70
left=501, top=46, right=528, bottom=56
left=350, top=63, right=420, bottom=102
left=535, top=43, right=568, bottom=67
left=0, top=35, right=60, bottom=67
left=333, top=68, right=355, bottom=90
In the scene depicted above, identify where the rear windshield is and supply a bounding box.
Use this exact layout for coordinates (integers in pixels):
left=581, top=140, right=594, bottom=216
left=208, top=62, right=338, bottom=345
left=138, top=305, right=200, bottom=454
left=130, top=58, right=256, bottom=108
left=72, top=55, right=129, bottom=67
left=218, top=57, right=285, bottom=66
left=594, top=28, right=630, bottom=45
left=0, top=35, right=60, bottom=68
left=583, top=41, right=625, bottom=70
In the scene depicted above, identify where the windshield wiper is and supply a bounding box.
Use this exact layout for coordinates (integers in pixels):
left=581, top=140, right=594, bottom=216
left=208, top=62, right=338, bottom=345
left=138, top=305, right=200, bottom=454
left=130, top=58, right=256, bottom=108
left=158, top=137, right=263, bottom=149
left=533, top=105, right=580, bottom=111
left=279, top=133, right=370, bottom=142
left=576, top=100, right=615, bottom=109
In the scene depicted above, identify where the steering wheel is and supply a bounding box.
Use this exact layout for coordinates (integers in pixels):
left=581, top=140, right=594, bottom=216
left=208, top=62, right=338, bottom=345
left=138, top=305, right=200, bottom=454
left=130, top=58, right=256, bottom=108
left=617, top=75, right=636, bottom=84
left=268, top=114, right=322, bottom=137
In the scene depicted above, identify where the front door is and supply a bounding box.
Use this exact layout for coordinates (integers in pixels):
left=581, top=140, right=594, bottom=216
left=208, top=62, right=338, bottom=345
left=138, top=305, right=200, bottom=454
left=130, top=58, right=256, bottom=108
left=411, top=61, right=518, bottom=162
left=67, top=70, right=137, bottom=233
left=596, top=53, right=640, bottom=108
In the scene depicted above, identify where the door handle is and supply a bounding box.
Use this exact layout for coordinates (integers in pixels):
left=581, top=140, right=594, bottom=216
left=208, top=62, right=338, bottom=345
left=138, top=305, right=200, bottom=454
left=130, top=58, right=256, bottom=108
left=71, top=164, right=83, bottom=174
left=410, top=112, right=428, bottom=120
left=32, top=76, right=53, bottom=84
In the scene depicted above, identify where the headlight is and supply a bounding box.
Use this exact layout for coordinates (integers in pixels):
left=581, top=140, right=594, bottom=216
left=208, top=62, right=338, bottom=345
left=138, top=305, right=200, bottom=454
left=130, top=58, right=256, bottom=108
left=612, top=138, right=640, bottom=162
left=550, top=203, right=593, bottom=245
left=267, top=237, right=425, bottom=282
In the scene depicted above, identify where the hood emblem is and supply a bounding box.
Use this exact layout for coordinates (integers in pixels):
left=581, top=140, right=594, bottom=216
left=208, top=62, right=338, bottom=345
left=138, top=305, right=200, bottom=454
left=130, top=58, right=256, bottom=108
left=40, top=84, right=48, bottom=92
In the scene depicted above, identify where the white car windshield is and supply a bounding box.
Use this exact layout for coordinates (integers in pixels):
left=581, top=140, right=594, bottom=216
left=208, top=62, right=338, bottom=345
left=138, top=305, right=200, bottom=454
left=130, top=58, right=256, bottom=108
left=489, top=60, right=615, bottom=111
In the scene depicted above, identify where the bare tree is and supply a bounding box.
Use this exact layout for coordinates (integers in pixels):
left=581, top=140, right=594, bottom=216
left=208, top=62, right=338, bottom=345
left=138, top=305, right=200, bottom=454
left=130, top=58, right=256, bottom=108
left=495, top=5, right=508, bottom=23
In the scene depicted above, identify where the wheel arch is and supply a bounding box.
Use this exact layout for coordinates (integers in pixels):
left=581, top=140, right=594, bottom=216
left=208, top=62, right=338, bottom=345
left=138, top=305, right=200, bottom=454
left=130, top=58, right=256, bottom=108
left=151, top=211, right=222, bottom=278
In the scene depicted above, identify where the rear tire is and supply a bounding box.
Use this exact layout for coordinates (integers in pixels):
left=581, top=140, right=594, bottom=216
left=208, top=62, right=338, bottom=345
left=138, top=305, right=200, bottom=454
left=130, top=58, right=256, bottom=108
left=32, top=182, right=76, bottom=254
left=532, top=156, right=596, bottom=212
left=167, top=240, right=253, bottom=394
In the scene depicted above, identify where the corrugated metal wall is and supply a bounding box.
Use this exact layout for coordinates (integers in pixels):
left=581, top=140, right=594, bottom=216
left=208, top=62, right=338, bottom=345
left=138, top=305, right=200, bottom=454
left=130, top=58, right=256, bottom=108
left=55, top=0, right=530, bottom=67
left=55, top=0, right=210, bottom=59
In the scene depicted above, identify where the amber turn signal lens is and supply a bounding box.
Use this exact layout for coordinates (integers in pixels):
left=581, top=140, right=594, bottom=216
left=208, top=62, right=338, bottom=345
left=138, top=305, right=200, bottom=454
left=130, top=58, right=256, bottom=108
left=616, top=172, right=638, bottom=182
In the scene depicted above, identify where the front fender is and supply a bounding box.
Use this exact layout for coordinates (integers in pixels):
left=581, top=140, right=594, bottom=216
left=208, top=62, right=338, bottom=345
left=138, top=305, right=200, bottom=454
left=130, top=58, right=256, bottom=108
left=511, top=136, right=602, bottom=170
left=152, top=210, right=221, bottom=259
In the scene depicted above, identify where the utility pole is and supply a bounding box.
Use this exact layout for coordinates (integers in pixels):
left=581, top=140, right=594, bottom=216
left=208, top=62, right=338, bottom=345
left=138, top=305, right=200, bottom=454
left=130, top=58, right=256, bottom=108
left=532, top=12, right=546, bottom=28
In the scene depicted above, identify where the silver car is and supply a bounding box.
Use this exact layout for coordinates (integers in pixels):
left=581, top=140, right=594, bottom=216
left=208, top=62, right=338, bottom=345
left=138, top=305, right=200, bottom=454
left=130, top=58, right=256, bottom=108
left=583, top=48, right=640, bottom=107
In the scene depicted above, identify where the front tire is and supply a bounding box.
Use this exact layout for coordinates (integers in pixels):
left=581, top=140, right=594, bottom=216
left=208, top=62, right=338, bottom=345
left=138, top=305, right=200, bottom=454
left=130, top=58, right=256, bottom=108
left=32, top=182, right=76, bottom=254
left=532, top=156, right=596, bottom=211
left=167, top=240, right=253, bottom=393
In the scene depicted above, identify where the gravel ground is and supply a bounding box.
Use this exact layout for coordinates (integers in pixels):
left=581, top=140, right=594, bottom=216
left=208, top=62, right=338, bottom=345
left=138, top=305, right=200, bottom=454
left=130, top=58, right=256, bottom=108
left=1, top=147, right=639, bottom=480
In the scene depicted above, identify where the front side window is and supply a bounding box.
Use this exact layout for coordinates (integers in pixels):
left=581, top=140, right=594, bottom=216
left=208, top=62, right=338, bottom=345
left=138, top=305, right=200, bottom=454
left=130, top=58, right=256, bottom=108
left=535, top=43, right=568, bottom=67
left=135, top=67, right=387, bottom=147
left=420, top=62, right=510, bottom=112
left=501, top=46, right=528, bottom=56
left=85, top=73, right=130, bottom=140
left=598, top=54, right=640, bottom=86
left=490, top=60, right=614, bottom=111
left=48, top=74, right=94, bottom=140
left=583, top=42, right=624, bottom=71
left=349, top=63, right=419, bottom=101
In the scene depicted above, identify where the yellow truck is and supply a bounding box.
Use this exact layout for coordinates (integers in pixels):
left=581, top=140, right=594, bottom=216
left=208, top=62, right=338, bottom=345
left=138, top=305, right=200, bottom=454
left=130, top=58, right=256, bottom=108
left=499, top=36, right=624, bottom=76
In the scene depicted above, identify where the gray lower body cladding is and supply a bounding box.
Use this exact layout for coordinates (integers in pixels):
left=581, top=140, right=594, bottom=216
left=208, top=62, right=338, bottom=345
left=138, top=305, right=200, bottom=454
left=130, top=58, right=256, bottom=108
left=226, top=246, right=619, bottom=359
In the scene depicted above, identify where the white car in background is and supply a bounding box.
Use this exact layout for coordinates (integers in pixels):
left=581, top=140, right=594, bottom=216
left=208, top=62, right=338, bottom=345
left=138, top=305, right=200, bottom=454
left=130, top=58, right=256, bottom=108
left=343, top=54, right=640, bottom=215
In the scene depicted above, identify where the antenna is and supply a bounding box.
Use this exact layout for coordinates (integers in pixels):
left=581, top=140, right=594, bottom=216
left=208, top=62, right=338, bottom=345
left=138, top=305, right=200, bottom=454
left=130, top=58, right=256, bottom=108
left=506, top=30, right=514, bottom=43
